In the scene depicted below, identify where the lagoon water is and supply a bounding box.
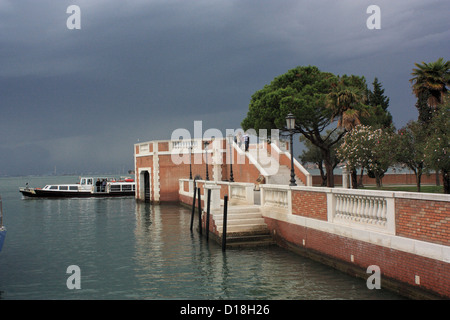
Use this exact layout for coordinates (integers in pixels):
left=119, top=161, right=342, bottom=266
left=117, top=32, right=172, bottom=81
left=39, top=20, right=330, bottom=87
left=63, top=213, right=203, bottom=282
left=0, top=176, right=404, bottom=300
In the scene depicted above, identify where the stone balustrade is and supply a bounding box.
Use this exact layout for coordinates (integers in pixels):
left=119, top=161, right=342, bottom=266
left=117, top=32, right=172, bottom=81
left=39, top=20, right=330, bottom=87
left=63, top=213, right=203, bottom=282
left=260, top=185, right=290, bottom=211
left=179, top=179, right=254, bottom=206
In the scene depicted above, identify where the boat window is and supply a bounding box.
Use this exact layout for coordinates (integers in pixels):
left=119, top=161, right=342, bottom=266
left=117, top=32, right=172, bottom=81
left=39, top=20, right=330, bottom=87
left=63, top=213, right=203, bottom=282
left=87, top=179, right=93, bottom=185
left=81, top=179, right=86, bottom=185
left=122, top=185, right=132, bottom=191
left=59, top=186, right=68, bottom=190
left=110, top=185, right=121, bottom=192
left=49, top=186, right=58, bottom=190
left=69, top=186, right=78, bottom=191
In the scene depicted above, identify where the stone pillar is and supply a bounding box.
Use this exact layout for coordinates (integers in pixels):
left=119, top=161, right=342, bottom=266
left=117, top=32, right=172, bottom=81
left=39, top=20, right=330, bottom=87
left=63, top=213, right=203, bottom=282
left=342, top=165, right=349, bottom=189
left=204, top=185, right=221, bottom=210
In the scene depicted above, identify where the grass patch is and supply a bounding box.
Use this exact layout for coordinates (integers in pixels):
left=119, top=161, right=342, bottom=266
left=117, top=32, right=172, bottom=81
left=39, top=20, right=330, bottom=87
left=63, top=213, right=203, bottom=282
left=362, top=185, right=444, bottom=194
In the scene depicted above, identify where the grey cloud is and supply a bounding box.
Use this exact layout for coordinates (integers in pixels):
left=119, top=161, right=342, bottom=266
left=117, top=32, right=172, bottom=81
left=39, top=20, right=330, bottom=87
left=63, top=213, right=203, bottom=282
left=0, top=0, right=448, bottom=176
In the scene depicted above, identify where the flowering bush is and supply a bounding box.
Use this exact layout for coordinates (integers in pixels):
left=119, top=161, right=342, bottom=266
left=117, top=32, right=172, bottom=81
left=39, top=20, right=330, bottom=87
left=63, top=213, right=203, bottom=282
left=422, top=98, right=450, bottom=193
left=337, top=125, right=394, bottom=186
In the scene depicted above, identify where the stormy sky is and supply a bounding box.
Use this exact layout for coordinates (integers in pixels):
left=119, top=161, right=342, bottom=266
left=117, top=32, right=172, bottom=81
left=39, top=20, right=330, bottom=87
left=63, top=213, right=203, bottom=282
left=0, top=0, right=449, bottom=176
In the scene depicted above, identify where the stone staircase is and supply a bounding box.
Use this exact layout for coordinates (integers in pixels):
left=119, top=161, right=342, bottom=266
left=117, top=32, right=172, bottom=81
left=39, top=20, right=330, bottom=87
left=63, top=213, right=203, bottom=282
left=266, top=164, right=303, bottom=186
left=210, top=205, right=275, bottom=248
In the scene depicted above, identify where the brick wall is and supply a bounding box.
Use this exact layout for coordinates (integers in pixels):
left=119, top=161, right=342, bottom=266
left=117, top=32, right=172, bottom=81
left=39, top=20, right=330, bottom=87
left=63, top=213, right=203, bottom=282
left=227, top=150, right=262, bottom=184
left=312, top=172, right=442, bottom=186
left=291, top=190, right=327, bottom=220
left=135, top=156, right=153, bottom=201
left=395, top=198, right=450, bottom=246
left=265, top=217, right=450, bottom=299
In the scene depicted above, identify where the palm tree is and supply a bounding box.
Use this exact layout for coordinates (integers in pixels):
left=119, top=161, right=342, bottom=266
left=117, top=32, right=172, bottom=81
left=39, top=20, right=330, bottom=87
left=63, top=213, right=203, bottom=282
left=410, top=58, right=450, bottom=187
left=327, top=75, right=369, bottom=188
left=327, top=76, right=369, bottom=131
left=410, top=57, right=450, bottom=108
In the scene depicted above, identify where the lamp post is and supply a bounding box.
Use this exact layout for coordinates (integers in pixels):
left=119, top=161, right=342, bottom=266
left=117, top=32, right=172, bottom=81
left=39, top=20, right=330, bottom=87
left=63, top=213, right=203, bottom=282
left=189, top=144, right=193, bottom=180
left=204, top=141, right=210, bottom=181
left=227, top=134, right=234, bottom=182
left=286, top=113, right=297, bottom=186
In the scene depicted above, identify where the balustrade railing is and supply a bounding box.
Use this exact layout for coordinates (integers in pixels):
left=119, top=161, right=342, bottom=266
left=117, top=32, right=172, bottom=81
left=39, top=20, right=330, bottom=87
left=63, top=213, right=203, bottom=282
left=334, top=193, right=388, bottom=227
left=261, top=186, right=289, bottom=209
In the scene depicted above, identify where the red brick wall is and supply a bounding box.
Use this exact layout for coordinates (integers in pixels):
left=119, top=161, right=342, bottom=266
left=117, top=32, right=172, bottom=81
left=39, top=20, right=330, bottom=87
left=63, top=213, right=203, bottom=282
left=158, top=142, right=169, bottom=152
left=265, top=217, right=450, bottom=299
left=291, top=190, right=328, bottom=220
left=158, top=154, right=213, bottom=202
left=395, top=198, right=450, bottom=246
left=229, top=150, right=262, bottom=184
left=312, top=172, right=442, bottom=186
left=135, top=156, right=153, bottom=201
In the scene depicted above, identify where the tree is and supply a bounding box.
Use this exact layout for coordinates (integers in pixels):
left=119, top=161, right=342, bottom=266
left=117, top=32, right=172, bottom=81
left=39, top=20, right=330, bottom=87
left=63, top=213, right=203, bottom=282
left=415, top=91, right=433, bottom=125
left=395, top=121, right=426, bottom=192
left=241, top=65, right=346, bottom=187
left=410, top=58, right=450, bottom=187
left=364, top=77, right=393, bottom=129
left=327, top=74, right=373, bottom=188
left=422, top=96, right=450, bottom=194
left=337, top=125, right=394, bottom=188
left=327, top=74, right=370, bottom=131
left=410, top=57, right=450, bottom=109
left=299, top=132, right=339, bottom=186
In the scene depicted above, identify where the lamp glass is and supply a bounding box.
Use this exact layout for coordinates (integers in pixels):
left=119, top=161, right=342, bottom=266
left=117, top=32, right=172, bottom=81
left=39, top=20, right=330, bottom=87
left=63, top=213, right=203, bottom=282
left=286, top=113, right=295, bottom=130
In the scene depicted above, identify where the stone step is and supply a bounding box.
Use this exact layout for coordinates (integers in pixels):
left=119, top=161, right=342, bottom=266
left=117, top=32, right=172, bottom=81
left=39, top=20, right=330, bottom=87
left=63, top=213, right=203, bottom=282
left=214, top=217, right=266, bottom=226
left=225, top=237, right=276, bottom=249
left=212, top=205, right=262, bottom=213
left=216, top=223, right=269, bottom=234
left=224, top=231, right=276, bottom=248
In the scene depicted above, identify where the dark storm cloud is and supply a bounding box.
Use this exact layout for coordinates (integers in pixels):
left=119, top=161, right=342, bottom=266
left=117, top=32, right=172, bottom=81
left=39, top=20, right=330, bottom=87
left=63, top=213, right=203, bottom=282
left=0, top=0, right=449, bottom=175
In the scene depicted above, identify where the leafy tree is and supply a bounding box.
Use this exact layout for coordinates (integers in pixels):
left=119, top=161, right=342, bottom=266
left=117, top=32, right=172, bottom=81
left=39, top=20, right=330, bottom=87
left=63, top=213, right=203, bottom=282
left=395, top=121, right=426, bottom=192
left=337, top=125, right=394, bottom=188
left=241, top=65, right=346, bottom=187
left=422, top=96, right=450, bottom=194
left=299, top=132, right=339, bottom=186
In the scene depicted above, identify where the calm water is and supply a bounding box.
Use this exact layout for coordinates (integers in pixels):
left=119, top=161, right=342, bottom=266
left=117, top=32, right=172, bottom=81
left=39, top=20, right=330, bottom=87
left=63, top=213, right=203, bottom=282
left=0, top=176, right=404, bottom=300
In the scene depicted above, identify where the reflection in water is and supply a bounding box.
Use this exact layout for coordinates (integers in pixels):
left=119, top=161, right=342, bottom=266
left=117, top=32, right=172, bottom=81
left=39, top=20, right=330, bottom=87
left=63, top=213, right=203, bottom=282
left=0, top=182, right=404, bottom=300
left=132, top=203, right=403, bottom=300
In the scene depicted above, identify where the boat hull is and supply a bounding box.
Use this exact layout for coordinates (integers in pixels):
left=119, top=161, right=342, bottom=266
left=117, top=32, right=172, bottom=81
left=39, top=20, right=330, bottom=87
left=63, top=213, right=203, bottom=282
left=20, top=188, right=134, bottom=198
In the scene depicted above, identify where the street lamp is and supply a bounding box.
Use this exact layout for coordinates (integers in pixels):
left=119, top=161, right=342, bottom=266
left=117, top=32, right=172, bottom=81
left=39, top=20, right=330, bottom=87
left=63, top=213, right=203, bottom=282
left=189, top=144, right=193, bottom=180
left=227, top=134, right=234, bottom=182
left=286, top=113, right=297, bottom=186
left=204, top=141, right=210, bottom=181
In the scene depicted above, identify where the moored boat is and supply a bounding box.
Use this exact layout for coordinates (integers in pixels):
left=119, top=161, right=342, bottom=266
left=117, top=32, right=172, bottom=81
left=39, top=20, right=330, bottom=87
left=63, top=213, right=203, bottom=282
left=19, top=176, right=135, bottom=198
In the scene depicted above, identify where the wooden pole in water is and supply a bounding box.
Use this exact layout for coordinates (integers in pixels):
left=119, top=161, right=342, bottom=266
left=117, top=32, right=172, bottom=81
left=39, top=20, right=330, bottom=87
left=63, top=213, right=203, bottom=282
left=190, top=186, right=197, bottom=232
left=197, top=187, right=202, bottom=235
left=206, top=189, right=211, bottom=241
left=222, top=195, right=228, bottom=251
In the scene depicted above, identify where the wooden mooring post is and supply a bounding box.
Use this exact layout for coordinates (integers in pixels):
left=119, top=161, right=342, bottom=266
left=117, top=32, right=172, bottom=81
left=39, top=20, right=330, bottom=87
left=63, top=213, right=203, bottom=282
left=190, top=185, right=197, bottom=232
left=197, top=187, right=202, bottom=235
left=206, top=189, right=211, bottom=241
left=222, top=195, right=228, bottom=252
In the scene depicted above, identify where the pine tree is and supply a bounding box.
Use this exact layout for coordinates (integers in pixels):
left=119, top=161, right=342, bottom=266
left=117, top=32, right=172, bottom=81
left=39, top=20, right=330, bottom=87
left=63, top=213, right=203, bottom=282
left=364, top=78, right=393, bottom=129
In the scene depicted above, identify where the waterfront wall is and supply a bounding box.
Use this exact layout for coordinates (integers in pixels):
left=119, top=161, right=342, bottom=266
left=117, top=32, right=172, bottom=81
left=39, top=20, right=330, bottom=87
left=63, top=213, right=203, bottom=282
left=261, top=185, right=450, bottom=299
left=178, top=180, right=450, bottom=299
